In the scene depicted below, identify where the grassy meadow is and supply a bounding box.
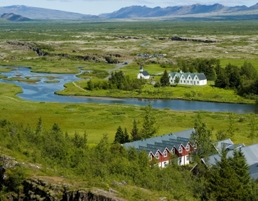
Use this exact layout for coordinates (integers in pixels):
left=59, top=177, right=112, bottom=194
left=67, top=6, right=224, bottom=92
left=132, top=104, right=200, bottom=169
left=0, top=81, right=257, bottom=146
left=0, top=20, right=258, bottom=146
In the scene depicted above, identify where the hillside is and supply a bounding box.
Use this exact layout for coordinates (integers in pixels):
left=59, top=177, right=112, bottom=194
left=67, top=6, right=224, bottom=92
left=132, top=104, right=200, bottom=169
left=0, top=3, right=258, bottom=20
left=0, top=5, right=98, bottom=20
left=1, top=13, right=31, bottom=21
left=102, top=3, right=258, bottom=18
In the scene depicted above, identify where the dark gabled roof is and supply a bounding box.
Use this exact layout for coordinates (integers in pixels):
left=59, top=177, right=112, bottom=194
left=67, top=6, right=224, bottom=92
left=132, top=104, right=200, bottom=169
left=141, top=71, right=149, bottom=76
left=197, top=73, right=206, bottom=80
left=249, top=163, right=258, bottom=179
left=169, top=72, right=207, bottom=80
left=207, top=143, right=258, bottom=179
left=123, top=128, right=195, bottom=154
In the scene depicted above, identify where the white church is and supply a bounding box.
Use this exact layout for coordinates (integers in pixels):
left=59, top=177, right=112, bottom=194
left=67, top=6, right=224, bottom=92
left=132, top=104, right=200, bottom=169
left=137, top=66, right=150, bottom=79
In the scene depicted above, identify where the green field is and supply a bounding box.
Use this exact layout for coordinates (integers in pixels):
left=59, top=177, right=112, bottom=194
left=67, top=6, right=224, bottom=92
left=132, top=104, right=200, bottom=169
left=0, top=81, right=257, bottom=146
left=0, top=20, right=258, bottom=145
left=1, top=20, right=258, bottom=201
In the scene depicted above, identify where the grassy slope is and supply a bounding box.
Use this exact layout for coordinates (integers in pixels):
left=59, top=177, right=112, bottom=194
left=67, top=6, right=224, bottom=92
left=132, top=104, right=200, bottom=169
left=0, top=82, right=257, bottom=146
left=0, top=20, right=258, bottom=145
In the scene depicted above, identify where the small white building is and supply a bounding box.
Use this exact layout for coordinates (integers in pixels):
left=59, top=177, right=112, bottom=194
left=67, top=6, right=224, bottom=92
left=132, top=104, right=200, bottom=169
left=169, top=71, right=207, bottom=86
left=137, top=66, right=150, bottom=79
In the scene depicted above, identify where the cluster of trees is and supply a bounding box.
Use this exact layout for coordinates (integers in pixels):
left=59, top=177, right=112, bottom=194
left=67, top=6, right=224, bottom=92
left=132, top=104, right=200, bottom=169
left=114, top=103, right=158, bottom=143
left=190, top=115, right=258, bottom=201
left=156, top=59, right=220, bottom=87
left=169, top=58, right=258, bottom=100
left=177, top=58, right=219, bottom=80
left=0, top=118, right=194, bottom=200
left=215, top=62, right=258, bottom=100
left=1, top=112, right=258, bottom=201
left=86, top=71, right=145, bottom=91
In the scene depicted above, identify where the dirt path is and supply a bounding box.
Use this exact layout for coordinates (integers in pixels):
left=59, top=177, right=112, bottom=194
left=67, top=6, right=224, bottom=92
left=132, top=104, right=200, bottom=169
left=72, top=82, right=87, bottom=92
left=2, top=95, right=20, bottom=102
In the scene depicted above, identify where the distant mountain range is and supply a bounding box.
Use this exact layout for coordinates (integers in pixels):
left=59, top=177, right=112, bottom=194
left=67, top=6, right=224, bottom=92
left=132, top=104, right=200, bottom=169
left=0, top=3, right=258, bottom=20
left=1, top=13, right=31, bottom=21
left=0, top=5, right=98, bottom=20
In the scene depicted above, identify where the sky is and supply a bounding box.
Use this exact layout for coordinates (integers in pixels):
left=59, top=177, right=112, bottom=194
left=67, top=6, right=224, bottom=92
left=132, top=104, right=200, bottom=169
left=0, top=0, right=257, bottom=15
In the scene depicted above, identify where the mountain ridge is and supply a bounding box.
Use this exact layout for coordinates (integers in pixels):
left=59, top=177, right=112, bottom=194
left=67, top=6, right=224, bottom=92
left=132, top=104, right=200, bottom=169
left=0, top=3, right=257, bottom=20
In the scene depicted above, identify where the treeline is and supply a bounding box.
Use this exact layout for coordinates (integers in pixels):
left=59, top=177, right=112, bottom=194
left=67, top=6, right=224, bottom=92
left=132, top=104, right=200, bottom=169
left=215, top=62, right=258, bottom=100
left=86, top=71, right=145, bottom=91
left=175, top=58, right=219, bottom=80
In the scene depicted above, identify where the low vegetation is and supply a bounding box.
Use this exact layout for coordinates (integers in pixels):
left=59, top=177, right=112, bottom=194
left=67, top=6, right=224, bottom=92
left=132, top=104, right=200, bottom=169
left=1, top=20, right=258, bottom=200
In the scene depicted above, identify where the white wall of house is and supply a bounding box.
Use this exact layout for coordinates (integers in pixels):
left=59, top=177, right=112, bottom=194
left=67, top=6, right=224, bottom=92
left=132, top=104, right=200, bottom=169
left=170, top=75, right=207, bottom=86
left=158, top=160, right=170, bottom=168
left=178, top=155, right=190, bottom=166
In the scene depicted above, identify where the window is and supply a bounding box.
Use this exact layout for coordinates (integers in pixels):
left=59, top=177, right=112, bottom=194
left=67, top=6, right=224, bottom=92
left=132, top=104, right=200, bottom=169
left=186, top=155, right=190, bottom=162
left=164, top=162, right=168, bottom=167
left=163, top=150, right=167, bottom=157
left=186, top=144, right=190, bottom=151
left=178, top=157, right=182, bottom=165
left=178, top=147, right=182, bottom=153
left=155, top=153, right=159, bottom=159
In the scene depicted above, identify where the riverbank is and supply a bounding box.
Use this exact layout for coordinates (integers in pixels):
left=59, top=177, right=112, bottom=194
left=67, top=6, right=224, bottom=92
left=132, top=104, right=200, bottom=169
left=56, top=80, right=256, bottom=105
left=0, top=82, right=257, bottom=146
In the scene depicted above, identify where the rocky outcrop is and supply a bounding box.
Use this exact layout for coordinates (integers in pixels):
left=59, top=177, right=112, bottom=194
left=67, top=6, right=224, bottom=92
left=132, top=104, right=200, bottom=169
left=0, top=154, right=126, bottom=201
left=6, top=41, right=122, bottom=64
left=21, top=178, right=126, bottom=201
left=171, top=36, right=217, bottom=43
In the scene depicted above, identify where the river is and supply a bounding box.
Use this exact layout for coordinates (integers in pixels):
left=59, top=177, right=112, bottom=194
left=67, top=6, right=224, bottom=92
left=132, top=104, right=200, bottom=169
left=1, top=67, right=258, bottom=114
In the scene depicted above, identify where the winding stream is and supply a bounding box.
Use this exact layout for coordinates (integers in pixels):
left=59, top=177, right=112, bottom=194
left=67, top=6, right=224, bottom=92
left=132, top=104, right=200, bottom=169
left=1, top=67, right=258, bottom=114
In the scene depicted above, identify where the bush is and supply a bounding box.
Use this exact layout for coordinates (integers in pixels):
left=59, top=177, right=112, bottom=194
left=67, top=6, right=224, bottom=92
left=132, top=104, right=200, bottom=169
left=5, top=165, right=27, bottom=193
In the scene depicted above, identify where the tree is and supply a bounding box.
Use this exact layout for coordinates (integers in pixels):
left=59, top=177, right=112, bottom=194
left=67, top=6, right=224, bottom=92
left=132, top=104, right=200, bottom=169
left=114, top=126, right=124, bottom=143
left=228, top=149, right=252, bottom=201
left=225, top=64, right=241, bottom=89
left=175, top=76, right=180, bottom=86
left=35, top=117, right=42, bottom=135
left=160, top=70, right=170, bottom=86
left=87, top=80, right=93, bottom=90
left=216, top=130, right=227, bottom=141
left=190, top=113, right=214, bottom=163
left=240, top=61, right=258, bottom=80
left=131, top=119, right=140, bottom=141
left=208, top=149, right=242, bottom=201
left=215, top=66, right=228, bottom=88
left=141, top=103, right=158, bottom=139
left=123, top=128, right=129, bottom=143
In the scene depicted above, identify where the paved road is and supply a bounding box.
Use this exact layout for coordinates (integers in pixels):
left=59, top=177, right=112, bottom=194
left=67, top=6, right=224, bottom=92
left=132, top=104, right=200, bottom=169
left=104, top=60, right=132, bottom=80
